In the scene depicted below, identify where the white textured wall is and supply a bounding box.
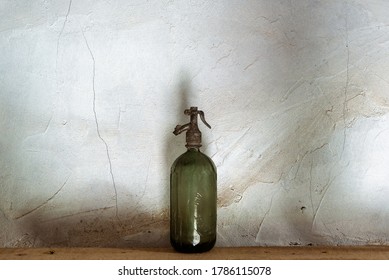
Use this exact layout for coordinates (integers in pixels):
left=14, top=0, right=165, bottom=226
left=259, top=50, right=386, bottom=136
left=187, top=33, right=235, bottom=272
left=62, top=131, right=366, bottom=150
left=1, top=0, right=389, bottom=247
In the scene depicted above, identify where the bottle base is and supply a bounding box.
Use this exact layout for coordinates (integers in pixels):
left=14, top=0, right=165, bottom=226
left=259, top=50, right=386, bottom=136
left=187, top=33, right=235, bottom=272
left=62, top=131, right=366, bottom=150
left=170, top=239, right=216, bottom=253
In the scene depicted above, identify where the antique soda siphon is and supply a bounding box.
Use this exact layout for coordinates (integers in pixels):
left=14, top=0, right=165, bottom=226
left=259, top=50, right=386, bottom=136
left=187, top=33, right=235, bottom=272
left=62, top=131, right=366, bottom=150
left=170, top=107, right=217, bottom=253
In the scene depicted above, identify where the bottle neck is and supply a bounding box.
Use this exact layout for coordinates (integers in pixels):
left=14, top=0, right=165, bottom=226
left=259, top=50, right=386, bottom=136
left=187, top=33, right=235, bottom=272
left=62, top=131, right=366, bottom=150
left=187, top=147, right=200, bottom=152
left=185, top=125, right=202, bottom=149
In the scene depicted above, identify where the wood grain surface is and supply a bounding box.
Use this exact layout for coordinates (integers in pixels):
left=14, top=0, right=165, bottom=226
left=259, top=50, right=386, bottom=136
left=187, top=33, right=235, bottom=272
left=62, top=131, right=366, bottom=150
left=1, top=246, right=389, bottom=260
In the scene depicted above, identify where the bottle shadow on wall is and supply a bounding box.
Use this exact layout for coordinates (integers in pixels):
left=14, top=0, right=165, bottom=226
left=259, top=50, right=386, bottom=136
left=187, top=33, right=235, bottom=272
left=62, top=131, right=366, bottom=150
left=164, top=73, right=191, bottom=172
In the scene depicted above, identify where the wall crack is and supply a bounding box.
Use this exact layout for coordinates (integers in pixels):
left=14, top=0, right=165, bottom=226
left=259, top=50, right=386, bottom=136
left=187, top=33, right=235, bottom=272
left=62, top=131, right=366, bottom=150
left=341, top=4, right=350, bottom=158
left=255, top=187, right=281, bottom=242
left=56, top=0, right=72, bottom=69
left=82, top=30, right=120, bottom=222
left=15, top=176, right=70, bottom=220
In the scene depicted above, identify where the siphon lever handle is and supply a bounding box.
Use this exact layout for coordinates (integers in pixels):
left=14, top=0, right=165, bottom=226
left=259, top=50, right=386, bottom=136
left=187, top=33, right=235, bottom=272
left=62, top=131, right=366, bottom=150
left=198, top=110, right=211, bottom=129
left=173, top=107, right=211, bottom=135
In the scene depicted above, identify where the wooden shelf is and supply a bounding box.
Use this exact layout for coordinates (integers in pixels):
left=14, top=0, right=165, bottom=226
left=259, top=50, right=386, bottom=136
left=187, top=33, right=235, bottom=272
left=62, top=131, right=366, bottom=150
left=1, top=246, right=389, bottom=260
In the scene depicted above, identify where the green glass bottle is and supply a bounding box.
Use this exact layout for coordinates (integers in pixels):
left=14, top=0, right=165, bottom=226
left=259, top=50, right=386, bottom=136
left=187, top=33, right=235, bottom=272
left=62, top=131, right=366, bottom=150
left=170, top=107, right=217, bottom=253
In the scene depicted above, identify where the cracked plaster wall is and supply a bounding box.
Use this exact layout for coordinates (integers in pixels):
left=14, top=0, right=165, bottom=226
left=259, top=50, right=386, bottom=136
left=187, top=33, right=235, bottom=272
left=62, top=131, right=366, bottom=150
left=1, top=0, right=389, bottom=247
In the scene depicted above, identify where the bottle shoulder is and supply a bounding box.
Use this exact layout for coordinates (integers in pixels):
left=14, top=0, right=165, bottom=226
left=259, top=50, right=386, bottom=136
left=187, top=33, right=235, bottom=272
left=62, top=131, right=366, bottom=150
left=171, top=149, right=216, bottom=172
